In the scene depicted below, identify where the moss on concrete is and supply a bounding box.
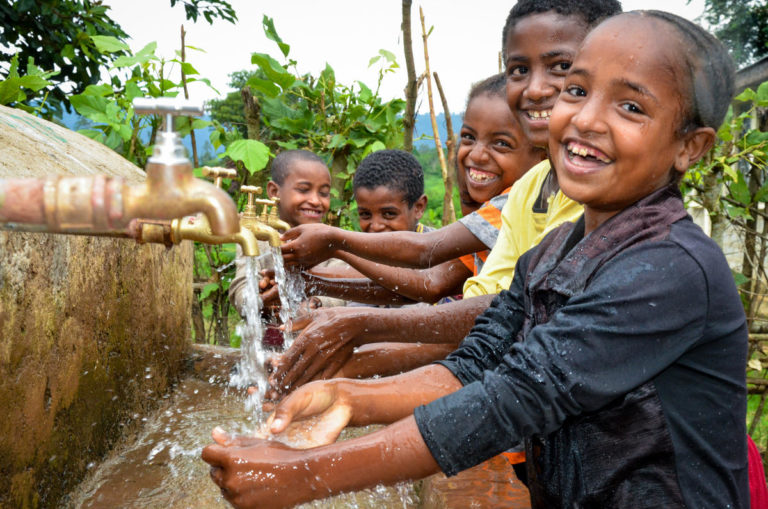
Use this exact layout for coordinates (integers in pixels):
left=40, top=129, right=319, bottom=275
left=0, top=106, right=194, bottom=508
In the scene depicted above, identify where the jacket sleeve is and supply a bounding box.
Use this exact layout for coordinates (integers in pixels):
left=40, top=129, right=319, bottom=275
left=415, top=241, right=710, bottom=476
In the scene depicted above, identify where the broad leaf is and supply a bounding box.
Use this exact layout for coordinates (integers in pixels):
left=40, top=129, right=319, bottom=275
left=222, top=139, right=270, bottom=175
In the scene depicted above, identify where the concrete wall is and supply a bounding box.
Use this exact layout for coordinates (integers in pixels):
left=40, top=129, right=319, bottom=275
left=0, top=105, right=193, bottom=508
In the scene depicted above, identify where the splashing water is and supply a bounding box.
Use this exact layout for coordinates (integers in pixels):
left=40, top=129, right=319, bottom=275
left=271, top=245, right=307, bottom=349
left=229, top=257, right=267, bottom=413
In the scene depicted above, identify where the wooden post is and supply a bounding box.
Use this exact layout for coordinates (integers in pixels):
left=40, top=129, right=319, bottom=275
left=402, top=0, right=418, bottom=152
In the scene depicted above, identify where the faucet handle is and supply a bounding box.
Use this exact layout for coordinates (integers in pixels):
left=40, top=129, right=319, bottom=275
left=240, top=185, right=264, bottom=216
left=133, top=97, right=204, bottom=131
left=202, top=166, right=238, bottom=189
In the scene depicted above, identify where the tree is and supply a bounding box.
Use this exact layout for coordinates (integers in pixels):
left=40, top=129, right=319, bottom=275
left=0, top=0, right=236, bottom=108
left=698, top=0, right=768, bottom=65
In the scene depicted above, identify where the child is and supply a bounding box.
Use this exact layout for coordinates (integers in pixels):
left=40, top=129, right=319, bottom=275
left=229, top=149, right=343, bottom=316
left=203, top=11, right=748, bottom=508
left=270, top=0, right=616, bottom=393
left=353, top=149, right=429, bottom=234
left=304, top=76, right=544, bottom=306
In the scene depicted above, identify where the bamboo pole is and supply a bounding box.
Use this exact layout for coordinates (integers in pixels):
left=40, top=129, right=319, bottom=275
left=419, top=7, right=455, bottom=225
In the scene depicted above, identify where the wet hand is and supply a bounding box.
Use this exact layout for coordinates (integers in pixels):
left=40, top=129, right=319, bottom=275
left=281, top=224, right=340, bottom=267
left=269, top=307, right=366, bottom=394
left=203, top=434, right=311, bottom=509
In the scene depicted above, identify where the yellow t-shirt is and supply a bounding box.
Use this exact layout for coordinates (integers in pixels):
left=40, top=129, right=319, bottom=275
left=462, top=160, right=583, bottom=297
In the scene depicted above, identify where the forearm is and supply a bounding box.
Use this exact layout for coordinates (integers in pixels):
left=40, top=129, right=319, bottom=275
left=339, top=364, right=463, bottom=425
left=302, top=273, right=415, bottom=306
left=335, top=224, right=485, bottom=268
left=347, top=295, right=495, bottom=345
left=301, top=416, right=440, bottom=500
left=335, top=252, right=469, bottom=303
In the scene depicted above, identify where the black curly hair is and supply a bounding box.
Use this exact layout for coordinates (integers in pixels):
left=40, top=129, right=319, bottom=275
left=467, top=73, right=506, bottom=108
left=353, top=149, right=424, bottom=207
left=501, top=0, right=622, bottom=60
left=270, top=150, right=327, bottom=185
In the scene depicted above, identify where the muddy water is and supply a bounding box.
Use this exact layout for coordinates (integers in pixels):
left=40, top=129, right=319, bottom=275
left=65, top=352, right=419, bottom=509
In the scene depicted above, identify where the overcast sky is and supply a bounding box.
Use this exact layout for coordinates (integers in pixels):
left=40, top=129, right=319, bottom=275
left=106, top=0, right=706, bottom=113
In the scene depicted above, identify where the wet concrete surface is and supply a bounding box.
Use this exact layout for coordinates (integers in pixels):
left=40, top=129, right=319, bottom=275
left=65, top=346, right=531, bottom=508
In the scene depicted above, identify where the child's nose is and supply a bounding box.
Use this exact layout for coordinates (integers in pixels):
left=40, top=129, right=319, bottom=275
left=524, top=71, right=556, bottom=102
left=469, top=142, right=491, bottom=162
left=369, top=219, right=389, bottom=233
left=572, top=98, right=608, bottom=134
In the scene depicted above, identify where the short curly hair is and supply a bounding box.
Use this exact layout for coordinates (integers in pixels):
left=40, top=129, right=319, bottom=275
left=353, top=149, right=424, bottom=207
left=501, top=0, right=622, bottom=60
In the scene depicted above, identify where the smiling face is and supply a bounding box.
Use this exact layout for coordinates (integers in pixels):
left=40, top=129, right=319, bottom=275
left=355, top=186, right=426, bottom=233
left=267, top=160, right=331, bottom=227
left=549, top=15, right=715, bottom=233
left=458, top=93, right=544, bottom=204
left=505, top=11, right=589, bottom=149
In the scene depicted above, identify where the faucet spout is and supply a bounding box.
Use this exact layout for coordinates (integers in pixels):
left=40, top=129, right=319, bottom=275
left=242, top=219, right=281, bottom=247
left=132, top=214, right=259, bottom=256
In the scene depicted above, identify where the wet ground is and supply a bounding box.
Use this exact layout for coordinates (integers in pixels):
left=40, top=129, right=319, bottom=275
left=65, top=346, right=530, bottom=508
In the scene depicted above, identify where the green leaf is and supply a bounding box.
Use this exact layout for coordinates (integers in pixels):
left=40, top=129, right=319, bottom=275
left=262, top=15, right=290, bottom=57
left=368, top=55, right=381, bottom=67
left=363, top=140, right=386, bottom=157
left=732, top=270, right=750, bottom=287
left=199, top=282, right=219, bottom=300
left=181, top=62, right=199, bottom=76
left=745, top=130, right=768, bottom=147
left=758, top=81, right=768, bottom=104
left=83, top=84, right=114, bottom=97
left=70, top=94, right=110, bottom=120
left=729, top=172, right=751, bottom=205
left=250, top=52, right=296, bottom=91
left=724, top=202, right=751, bottom=220
left=77, top=129, right=105, bottom=142
left=735, top=88, right=756, bottom=102
left=755, top=182, right=768, bottom=203
left=247, top=76, right=280, bottom=98
left=90, top=35, right=129, bottom=53
left=378, top=49, right=397, bottom=64
left=357, top=81, right=373, bottom=103
left=223, top=139, right=271, bottom=175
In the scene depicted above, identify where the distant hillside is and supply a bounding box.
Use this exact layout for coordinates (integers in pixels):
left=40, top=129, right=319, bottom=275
left=413, top=112, right=462, bottom=148
left=57, top=110, right=461, bottom=162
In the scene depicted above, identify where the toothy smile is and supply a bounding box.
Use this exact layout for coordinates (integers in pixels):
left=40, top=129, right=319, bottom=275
left=299, top=208, right=323, bottom=217
left=566, top=141, right=612, bottom=164
left=467, top=168, right=499, bottom=183
left=526, top=109, right=551, bottom=120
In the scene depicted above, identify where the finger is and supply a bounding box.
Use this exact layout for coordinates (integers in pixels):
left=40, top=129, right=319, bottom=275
left=210, top=465, right=225, bottom=487
left=201, top=444, right=227, bottom=467
left=212, top=426, right=233, bottom=446
left=283, top=313, right=314, bottom=333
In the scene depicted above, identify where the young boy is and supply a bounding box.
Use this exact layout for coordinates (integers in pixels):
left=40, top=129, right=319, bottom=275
left=228, top=149, right=341, bottom=315
left=353, top=149, right=429, bottom=234
left=204, top=12, right=748, bottom=508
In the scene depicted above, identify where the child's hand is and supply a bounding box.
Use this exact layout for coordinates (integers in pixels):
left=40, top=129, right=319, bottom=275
left=268, top=307, right=368, bottom=394
left=281, top=223, right=340, bottom=267
left=258, top=269, right=280, bottom=310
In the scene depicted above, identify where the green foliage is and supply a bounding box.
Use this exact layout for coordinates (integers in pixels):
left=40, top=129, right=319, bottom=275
left=0, top=55, right=58, bottom=115
left=169, top=0, right=237, bottom=24
left=0, top=0, right=237, bottom=113
left=68, top=35, right=216, bottom=166
left=207, top=15, right=406, bottom=226
left=698, top=0, right=768, bottom=65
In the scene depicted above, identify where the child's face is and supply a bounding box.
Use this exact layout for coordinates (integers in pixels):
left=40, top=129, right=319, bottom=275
left=505, top=12, right=589, bottom=149
left=355, top=186, right=426, bottom=233
left=267, top=160, right=331, bottom=227
left=549, top=16, right=706, bottom=229
left=458, top=94, right=543, bottom=204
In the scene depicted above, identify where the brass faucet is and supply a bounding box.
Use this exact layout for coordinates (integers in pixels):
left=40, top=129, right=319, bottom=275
left=239, top=185, right=283, bottom=247
left=132, top=166, right=259, bottom=255
left=0, top=98, right=239, bottom=236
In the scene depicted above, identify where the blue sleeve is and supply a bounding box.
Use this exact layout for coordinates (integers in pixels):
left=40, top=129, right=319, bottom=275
left=415, top=241, right=710, bottom=476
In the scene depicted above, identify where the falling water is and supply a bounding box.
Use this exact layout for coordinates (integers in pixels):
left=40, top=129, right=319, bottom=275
left=229, top=256, right=268, bottom=414
left=271, top=245, right=307, bottom=349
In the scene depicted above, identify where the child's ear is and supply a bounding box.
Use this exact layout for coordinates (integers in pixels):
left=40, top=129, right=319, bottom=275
left=674, top=127, right=716, bottom=173
left=413, top=194, right=428, bottom=220
left=266, top=181, right=280, bottom=199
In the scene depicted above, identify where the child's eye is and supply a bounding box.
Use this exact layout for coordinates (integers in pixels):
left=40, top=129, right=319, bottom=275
left=319, top=190, right=330, bottom=198
left=460, top=132, right=475, bottom=143
left=358, top=211, right=371, bottom=219
left=295, top=186, right=311, bottom=194
left=507, top=65, right=528, bottom=77
left=494, top=139, right=513, bottom=150
left=565, top=85, right=586, bottom=97
left=621, top=102, right=644, bottom=115
left=552, top=61, right=572, bottom=74
left=382, top=211, right=398, bottom=219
